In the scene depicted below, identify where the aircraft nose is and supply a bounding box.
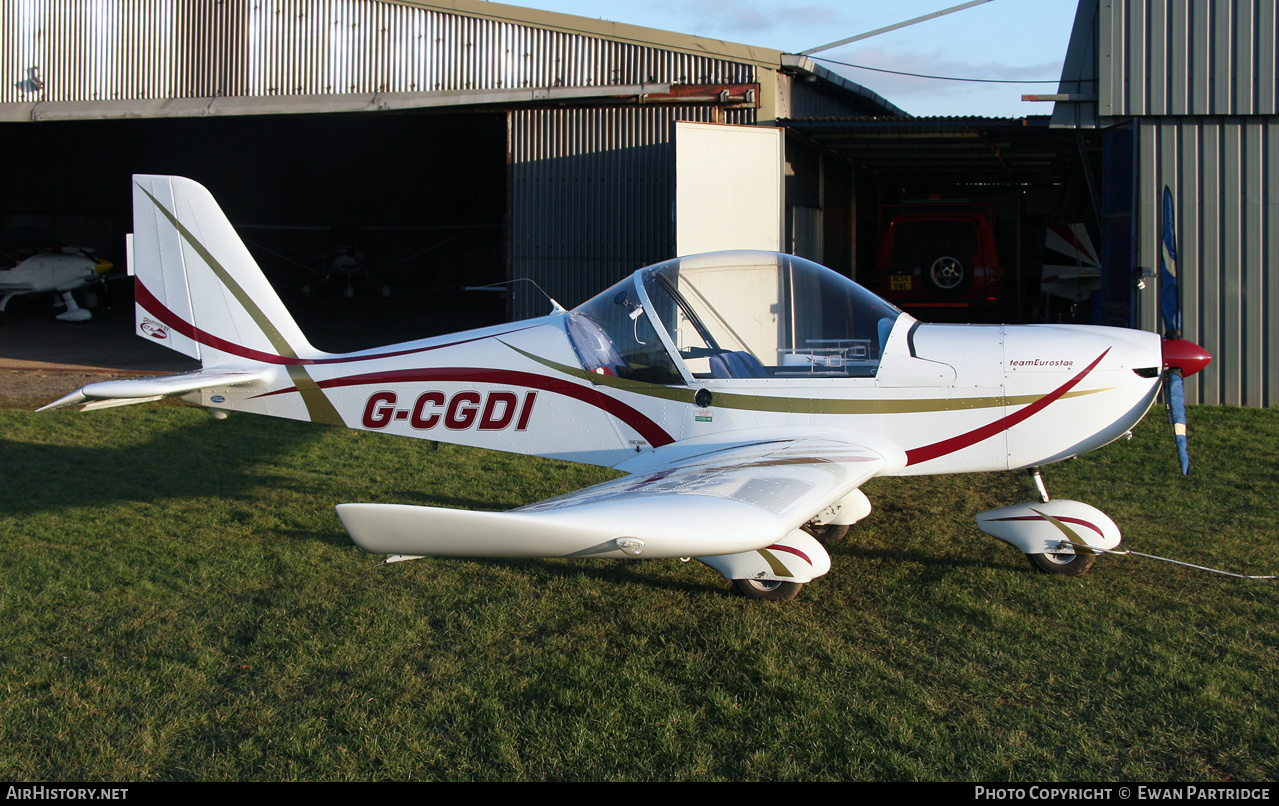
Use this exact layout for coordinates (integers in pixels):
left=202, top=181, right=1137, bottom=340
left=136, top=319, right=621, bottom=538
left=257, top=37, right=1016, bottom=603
left=1162, top=338, right=1212, bottom=377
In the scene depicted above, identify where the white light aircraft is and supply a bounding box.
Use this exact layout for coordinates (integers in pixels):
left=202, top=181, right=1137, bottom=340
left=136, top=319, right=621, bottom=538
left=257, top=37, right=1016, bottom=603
left=41, top=176, right=1212, bottom=600
left=1, top=247, right=114, bottom=322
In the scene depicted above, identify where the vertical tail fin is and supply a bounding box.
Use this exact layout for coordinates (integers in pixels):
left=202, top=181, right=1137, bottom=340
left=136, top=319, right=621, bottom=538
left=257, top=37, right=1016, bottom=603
left=131, top=175, right=323, bottom=365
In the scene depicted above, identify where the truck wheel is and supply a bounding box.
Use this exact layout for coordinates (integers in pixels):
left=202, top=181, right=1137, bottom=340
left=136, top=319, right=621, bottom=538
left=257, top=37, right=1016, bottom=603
left=925, top=254, right=970, bottom=297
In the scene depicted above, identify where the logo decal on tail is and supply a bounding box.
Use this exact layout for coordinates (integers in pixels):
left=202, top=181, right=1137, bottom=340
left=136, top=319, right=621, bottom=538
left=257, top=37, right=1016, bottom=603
left=140, top=317, right=169, bottom=340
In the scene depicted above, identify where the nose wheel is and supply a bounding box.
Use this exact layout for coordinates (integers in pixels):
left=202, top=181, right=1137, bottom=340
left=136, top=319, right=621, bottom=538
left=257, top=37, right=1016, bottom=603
left=976, top=471, right=1119, bottom=578
left=1022, top=468, right=1096, bottom=575
left=732, top=578, right=803, bottom=601
left=1026, top=549, right=1096, bottom=576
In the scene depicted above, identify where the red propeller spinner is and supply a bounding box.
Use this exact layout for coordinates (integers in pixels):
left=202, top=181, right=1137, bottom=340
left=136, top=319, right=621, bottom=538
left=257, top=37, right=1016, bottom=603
left=1161, top=338, right=1212, bottom=377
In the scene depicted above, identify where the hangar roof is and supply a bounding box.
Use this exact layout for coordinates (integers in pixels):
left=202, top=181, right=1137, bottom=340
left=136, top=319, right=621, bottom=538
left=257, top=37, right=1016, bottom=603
left=1, top=0, right=903, bottom=121
left=409, top=0, right=787, bottom=69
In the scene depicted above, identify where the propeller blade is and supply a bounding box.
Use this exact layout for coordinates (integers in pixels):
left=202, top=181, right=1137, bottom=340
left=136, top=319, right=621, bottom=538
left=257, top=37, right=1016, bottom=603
left=1158, top=188, right=1203, bottom=476
left=1164, top=367, right=1190, bottom=475
left=1161, top=333, right=1212, bottom=476
left=1159, top=186, right=1182, bottom=338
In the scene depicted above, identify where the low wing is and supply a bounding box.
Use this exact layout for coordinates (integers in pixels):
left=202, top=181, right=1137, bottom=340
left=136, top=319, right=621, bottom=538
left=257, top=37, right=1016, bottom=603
left=0, top=274, right=38, bottom=293
left=337, top=434, right=891, bottom=561
left=37, top=369, right=272, bottom=412
left=0, top=262, right=102, bottom=294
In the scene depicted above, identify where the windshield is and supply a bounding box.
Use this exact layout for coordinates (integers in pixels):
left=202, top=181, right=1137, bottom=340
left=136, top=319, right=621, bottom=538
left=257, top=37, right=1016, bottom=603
left=565, top=276, right=684, bottom=385
left=567, top=251, right=901, bottom=383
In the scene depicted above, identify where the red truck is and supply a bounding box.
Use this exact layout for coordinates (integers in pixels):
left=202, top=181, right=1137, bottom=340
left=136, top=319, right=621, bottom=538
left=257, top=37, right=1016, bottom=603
left=872, top=208, right=1002, bottom=317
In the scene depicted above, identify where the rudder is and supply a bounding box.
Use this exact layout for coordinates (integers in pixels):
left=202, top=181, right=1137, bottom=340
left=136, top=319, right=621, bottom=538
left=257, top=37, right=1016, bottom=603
left=131, top=175, right=323, bottom=365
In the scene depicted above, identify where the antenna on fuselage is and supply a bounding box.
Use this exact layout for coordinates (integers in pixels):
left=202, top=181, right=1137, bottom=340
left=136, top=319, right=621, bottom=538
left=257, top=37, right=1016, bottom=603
left=466, top=278, right=566, bottom=314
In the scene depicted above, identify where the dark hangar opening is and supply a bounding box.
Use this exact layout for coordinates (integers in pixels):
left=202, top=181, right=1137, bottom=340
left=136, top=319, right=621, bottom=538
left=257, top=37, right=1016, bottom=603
left=0, top=110, right=508, bottom=351
left=781, top=117, right=1104, bottom=325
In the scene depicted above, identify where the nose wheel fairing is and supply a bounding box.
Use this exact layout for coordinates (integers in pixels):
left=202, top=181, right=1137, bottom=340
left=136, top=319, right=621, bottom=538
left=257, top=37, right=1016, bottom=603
left=976, top=500, right=1122, bottom=559
left=696, top=530, right=832, bottom=586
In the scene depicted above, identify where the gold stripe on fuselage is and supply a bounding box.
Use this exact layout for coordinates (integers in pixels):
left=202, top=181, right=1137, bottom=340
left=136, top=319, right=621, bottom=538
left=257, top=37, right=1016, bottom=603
left=505, top=343, right=1112, bottom=416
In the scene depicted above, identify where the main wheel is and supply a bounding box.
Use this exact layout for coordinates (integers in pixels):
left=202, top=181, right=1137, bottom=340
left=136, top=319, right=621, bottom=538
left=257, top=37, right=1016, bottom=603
left=1026, top=549, right=1096, bottom=576
left=802, top=523, right=850, bottom=545
left=732, top=578, right=803, bottom=601
left=924, top=254, right=970, bottom=297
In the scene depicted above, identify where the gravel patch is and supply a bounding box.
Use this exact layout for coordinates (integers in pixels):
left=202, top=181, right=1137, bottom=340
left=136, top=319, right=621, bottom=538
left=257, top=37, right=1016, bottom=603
left=0, top=369, right=159, bottom=410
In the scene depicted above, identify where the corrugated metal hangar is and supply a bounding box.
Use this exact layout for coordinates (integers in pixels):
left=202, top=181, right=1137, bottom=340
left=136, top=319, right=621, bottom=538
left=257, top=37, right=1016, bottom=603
left=1, top=0, right=1275, bottom=406
left=0, top=0, right=901, bottom=346
left=1049, top=0, right=1278, bottom=408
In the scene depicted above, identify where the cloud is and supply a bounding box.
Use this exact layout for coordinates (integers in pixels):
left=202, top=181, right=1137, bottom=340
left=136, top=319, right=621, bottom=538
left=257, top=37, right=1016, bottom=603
left=635, top=0, right=861, bottom=46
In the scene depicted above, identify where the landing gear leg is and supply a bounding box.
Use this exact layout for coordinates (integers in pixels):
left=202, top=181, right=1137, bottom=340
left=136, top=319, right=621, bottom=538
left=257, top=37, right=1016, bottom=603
left=1028, top=467, right=1050, bottom=503
left=55, top=291, right=92, bottom=322
left=1021, top=468, right=1098, bottom=575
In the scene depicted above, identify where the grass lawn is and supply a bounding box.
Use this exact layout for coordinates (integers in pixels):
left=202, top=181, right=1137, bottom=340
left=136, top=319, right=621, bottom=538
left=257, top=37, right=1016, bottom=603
left=1, top=402, right=1276, bottom=781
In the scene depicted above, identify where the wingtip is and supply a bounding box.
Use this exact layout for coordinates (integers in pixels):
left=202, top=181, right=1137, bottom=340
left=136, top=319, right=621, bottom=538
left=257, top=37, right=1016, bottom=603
left=35, top=391, right=87, bottom=412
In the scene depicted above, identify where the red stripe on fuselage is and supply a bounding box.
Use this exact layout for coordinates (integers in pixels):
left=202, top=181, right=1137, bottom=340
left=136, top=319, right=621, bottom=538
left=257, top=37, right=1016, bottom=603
left=260, top=367, right=676, bottom=448
left=135, top=279, right=296, bottom=364
left=133, top=280, right=671, bottom=445
left=905, top=349, right=1111, bottom=466
left=134, top=279, right=535, bottom=366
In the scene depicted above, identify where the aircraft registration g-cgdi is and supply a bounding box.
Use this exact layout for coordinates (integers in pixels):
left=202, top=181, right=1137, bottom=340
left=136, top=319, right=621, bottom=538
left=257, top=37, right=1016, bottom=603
left=42, top=176, right=1212, bottom=601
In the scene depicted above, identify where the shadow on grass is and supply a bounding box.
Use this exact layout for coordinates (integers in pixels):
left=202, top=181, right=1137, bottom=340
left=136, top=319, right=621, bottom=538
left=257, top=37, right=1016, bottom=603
left=0, top=411, right=325, bottom=515
left=342, top=546, right=730, bottom=596
left=837, top=542, right=1029, bottom=575
left=2, top=410, right=554, bottom=517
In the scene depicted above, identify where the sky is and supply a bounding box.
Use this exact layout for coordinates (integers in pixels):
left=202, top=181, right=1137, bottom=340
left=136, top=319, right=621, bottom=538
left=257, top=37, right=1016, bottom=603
left=514, top=0, right=1083, bottom=118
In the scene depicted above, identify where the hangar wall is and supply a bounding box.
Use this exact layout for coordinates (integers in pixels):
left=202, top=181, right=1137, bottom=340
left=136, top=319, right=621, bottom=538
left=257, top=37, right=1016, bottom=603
left=509, top=105, right=755, bottom=319
left=1098, top=0, right=1277, bottom=118
left=1136, top=119, right=1279, bottom=409
left=3, top=0, right=896, bottom=342
left=1054, top=0, right=1279, bottom=407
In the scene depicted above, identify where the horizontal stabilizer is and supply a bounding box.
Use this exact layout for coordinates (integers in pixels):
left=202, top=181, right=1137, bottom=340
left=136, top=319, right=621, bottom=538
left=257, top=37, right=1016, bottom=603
left=38, top=369, right=272, bottom=412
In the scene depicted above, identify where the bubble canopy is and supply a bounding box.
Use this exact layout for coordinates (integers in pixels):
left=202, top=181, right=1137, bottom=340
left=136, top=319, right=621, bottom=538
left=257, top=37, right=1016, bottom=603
left=565, top=251, right=902, bottom=385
